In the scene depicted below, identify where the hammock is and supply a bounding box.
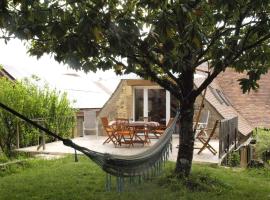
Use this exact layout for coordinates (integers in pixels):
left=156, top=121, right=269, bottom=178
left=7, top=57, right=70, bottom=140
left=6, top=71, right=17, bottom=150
left=0, top=102, right=179, bottom=191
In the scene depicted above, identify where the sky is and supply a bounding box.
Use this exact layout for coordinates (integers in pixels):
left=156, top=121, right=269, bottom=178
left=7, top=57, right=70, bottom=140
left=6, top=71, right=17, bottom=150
left=0, top=39, right=137, bottom=108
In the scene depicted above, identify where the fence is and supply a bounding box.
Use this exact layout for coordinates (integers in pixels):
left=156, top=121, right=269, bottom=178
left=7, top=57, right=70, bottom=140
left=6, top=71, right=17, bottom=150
left=219, top=117, right=238, bottom=161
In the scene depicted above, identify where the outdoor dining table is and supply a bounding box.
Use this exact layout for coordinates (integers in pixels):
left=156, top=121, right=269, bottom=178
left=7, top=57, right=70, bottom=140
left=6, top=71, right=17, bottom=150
left=128, top=121, right=160, bottom=143
left=108, top=120, right=160, bottom=128
left=108, top=120, right=160, bottom=145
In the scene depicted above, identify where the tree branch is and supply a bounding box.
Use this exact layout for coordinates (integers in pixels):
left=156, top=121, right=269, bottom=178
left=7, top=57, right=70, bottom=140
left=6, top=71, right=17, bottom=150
left=130, top=55, right=184, bottom=102
left=242, top=33, right=270, bottom=52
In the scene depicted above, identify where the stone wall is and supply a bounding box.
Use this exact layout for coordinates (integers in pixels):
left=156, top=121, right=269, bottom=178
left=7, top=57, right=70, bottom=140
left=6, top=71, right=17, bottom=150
left=97, top=80, right=133, bottom=135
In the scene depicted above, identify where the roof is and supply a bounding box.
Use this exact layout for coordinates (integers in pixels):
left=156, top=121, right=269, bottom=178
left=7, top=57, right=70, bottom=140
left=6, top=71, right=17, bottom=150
left=195, top=77, right=253, bottom=137
left=217, top=68, right=270, bottom=129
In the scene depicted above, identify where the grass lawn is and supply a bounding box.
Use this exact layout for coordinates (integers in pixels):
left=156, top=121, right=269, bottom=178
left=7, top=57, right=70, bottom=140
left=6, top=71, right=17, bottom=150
left=0, top=155, right=270, bottom=200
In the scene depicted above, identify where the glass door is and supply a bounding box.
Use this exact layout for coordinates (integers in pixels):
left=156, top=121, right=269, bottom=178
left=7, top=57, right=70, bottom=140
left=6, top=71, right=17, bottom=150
left=134, top=87, right=167, bottom=125
left=134, top=89, right=144, bottom=121
left=148, top=89, right=166, bottom=125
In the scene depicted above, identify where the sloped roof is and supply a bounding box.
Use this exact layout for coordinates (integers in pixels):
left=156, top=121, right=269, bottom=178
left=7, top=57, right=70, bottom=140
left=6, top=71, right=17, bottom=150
left=195, top=77, right=253, bottom=136
left=217, top=68, right=270, bottom=129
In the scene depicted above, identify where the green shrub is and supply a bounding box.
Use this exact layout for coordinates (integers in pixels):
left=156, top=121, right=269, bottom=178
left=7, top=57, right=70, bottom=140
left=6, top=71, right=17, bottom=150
left=0, top=153, right=9, bottom=164
left=254, top=128, right=270, bottom=161
left=227, top=152, right=240, bottom=167
left=0, top=75, right=76, bottom=157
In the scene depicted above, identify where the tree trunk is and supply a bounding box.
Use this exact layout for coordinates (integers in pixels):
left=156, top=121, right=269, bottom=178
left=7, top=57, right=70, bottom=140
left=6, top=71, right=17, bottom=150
left=175, top=100, right=195, bottom=177
left=175, top=69, right=195, bottom=177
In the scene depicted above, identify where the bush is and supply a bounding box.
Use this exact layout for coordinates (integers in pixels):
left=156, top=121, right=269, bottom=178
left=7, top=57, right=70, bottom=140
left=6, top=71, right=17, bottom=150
left=227, top=152, right=240, bottom=167
left=0, top=75, right=76, bottom=157
left=254, top=128, right=270, bottom=161
left=0, top=153, right=9, bottom=164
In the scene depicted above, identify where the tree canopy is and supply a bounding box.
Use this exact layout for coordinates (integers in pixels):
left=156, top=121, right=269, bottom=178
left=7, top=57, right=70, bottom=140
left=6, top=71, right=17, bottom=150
left=1, top=1, right=270, bottom=97
left=1, top=0, right=270, bottom=176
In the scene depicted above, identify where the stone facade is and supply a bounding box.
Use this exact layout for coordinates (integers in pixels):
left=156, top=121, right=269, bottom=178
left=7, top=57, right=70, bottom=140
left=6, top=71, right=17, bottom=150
left=97, top=80, right=133, bottom=135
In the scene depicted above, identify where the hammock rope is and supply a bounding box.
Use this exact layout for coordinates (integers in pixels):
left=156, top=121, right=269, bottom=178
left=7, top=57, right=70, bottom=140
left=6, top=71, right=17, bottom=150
left=0, top=102, right=179, bottom=191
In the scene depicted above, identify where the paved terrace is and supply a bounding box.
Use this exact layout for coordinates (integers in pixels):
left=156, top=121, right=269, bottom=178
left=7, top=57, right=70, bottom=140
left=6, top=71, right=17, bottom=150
left=17, top=135, right=219, bottom=164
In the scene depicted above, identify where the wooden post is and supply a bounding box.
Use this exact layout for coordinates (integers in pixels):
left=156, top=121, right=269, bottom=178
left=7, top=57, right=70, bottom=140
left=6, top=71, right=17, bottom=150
left=193, top=88, right=207, bottom=132
left=240, top=147, right=248, bottom=168
left=194, top=66, right=210, bottom=133
left=36, top=119, right=46, bottom=151
left=42, top=131, right=45, bottom=150
left=72, top=115, right=77, bottom=138
left=16, top=122, right=20, bottom=149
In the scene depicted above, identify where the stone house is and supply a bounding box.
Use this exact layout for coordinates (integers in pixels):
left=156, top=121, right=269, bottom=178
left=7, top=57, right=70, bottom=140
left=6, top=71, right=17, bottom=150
left=96, top=74, right=253, bottom=142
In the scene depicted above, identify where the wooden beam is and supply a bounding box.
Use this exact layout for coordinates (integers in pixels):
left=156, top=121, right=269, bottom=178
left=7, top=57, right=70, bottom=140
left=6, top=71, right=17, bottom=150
left=126, top=79, right=157, bottom=86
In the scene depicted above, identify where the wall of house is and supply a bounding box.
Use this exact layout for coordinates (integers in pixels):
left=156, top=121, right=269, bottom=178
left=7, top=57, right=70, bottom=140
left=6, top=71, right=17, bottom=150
left=97, top=80, right=133, bottom=135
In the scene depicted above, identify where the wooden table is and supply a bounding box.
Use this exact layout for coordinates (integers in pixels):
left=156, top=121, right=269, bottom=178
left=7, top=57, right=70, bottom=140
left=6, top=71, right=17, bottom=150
left=109, top=120, right=160, bottom=146
left=127, top=121, right=160, bottom=145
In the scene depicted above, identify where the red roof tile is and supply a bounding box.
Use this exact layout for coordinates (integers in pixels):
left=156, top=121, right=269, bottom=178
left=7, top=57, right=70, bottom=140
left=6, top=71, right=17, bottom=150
left=216, top=68, right=270, bottom=129
left=195, top=77, right=253, bottom=136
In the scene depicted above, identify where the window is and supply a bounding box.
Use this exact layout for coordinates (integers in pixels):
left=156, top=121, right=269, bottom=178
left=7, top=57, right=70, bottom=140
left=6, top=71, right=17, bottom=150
left=148, top=89, right=166, bottom=125
left=133, top=87, right=178, bottom=125
left=209, top=86, right=231, bottom=106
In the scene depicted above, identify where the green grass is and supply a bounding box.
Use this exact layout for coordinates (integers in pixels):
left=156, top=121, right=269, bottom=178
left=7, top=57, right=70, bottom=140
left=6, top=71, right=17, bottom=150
left=0, top=156, right=270, bottom=200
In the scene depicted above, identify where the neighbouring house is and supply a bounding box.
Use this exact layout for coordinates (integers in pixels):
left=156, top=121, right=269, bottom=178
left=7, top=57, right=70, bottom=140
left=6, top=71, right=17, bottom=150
left=216, top=68, right=270, bottom=166
left=217, top=68, right=270, bottom=129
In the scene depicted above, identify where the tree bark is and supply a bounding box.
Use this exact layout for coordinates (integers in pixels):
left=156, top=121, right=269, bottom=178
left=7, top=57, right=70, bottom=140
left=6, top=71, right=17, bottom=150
left=175, top=69, right=195, bottom=177
left=175, top=100, right=195, bottom=177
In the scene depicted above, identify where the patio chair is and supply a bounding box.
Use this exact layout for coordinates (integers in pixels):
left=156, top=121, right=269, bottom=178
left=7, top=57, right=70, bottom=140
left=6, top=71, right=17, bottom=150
left=149, top=118, right=175, bottom=139
left=83, top=110, right=97, bottom=136
left=195, top=120, right=219, bottom=155
left=194, top=110, right=210, bottom=138
left=115, top=118, right=135, bottom=147
left=101, top=117, right=119, bottom=146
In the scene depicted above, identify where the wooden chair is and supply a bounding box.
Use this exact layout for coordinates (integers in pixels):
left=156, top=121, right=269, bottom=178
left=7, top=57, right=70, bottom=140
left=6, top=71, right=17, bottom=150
left=149, top=118, right=174, bottom=139
left=195, top=120, right=219, bottom=155
left=115, top=118, right=134, bottom=147
left=132, top=125, right=150, bottom=145
left=101, top=117, right=119, bottom=146
left=194, top=110, right=210, bottom=138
